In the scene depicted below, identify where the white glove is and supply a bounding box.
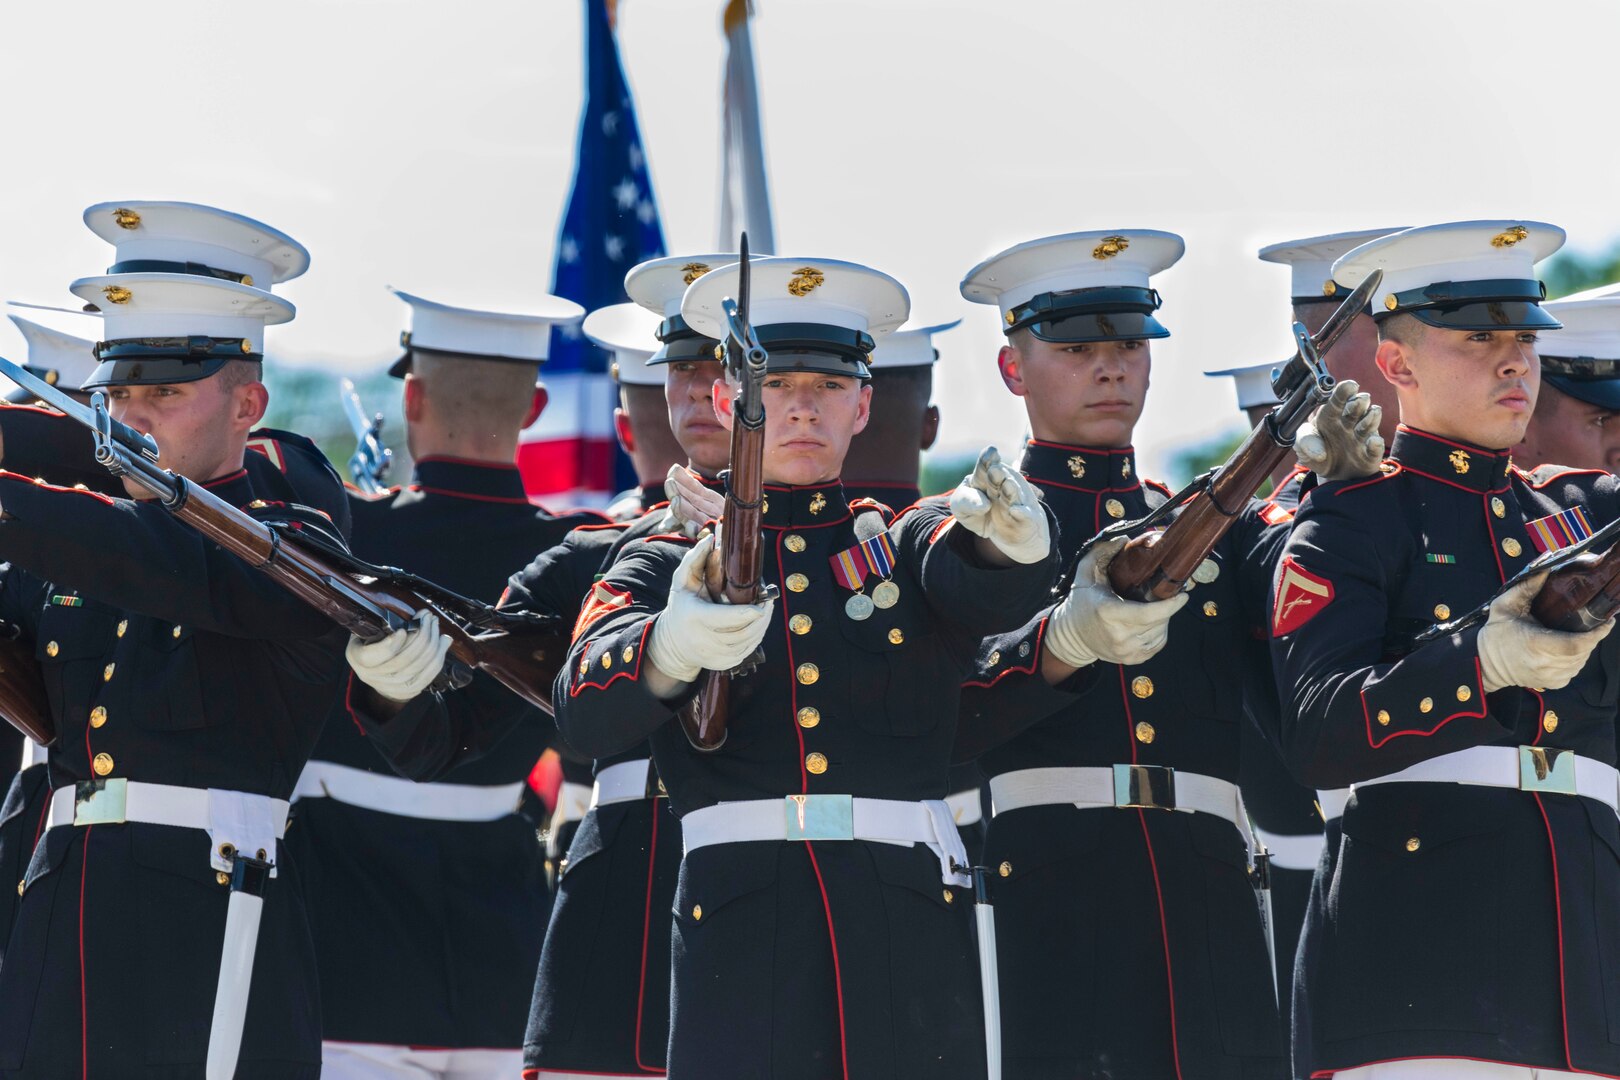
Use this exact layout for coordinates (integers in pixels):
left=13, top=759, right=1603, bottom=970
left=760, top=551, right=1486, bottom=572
left=1294, top=380, right=1385, bottom=482
left=346, top=611, right=452, bottom=704
left=1477, top=571, right=1613, bottom=693
left=662, top=464, right=725, bottom=539
left=948, top=446, right=1051, bottom=564
left=1045, top=537, right=1188, bottom=668
left=646, top=534, right=776, bottom=684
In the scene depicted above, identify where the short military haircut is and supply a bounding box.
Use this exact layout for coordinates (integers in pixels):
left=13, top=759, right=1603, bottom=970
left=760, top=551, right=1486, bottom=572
left=410, top=348, right=537, bottom=431
left=1378, top=313, right=1427, bottom=346
left=217, top=359, right=264, bottom=392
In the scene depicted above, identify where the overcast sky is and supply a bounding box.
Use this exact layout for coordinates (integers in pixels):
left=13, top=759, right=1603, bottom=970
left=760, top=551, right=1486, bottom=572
left=4, top=0, right=1617, bottom=480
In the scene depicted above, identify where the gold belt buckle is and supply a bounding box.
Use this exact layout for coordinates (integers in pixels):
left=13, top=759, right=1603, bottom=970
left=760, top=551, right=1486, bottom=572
left=74, top=778, right=128, bottom=826
left=1113, top=764, right=1176, bottom=810
left=644, top=762, right=667, bottom=800
left=1519, top=746, right=1578, bottom=796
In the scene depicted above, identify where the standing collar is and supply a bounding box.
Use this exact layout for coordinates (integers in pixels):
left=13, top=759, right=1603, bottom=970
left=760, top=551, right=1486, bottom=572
left=761, top=480, right=851, bottom=529
left=412, top=456, right=531, bottom=504
left=1019, top=439, right=1138, bottom=490
left=201, top=467, right=255, bottom=508
left=1389, top=426, right=1513, bottom=493
left=844, top=480, right=921, bottom=509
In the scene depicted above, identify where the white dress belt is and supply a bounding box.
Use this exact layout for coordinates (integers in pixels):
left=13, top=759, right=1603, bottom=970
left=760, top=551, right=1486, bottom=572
left=48, top=780, right=289, bottom=875
left=291, top=760, right=524, bottom=822
left=1252, top=826, right=1327, bottom=872
left=1317, top=788, right=1350, bottom=824
left=945, top=787, right=984, bottom=827
left=590, top=759, right=659, bottom=808
left=681, top=796, right=970, bottom=886
left=989, top=765, right=1254, bottom=857
left=1352, top=745, right=1620, bottom=814
left=546, top=780, right=595, bottom=861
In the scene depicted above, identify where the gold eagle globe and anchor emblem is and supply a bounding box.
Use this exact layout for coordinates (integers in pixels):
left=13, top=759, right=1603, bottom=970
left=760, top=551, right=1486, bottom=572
left=681, top=262, right=711, bottom=285
left=1067, top=456, right=1087, bottom=479
left=1491, top=225, right=1529, bottom=248
left=1449, top=449, right=1471, bottom=475
left=1092, top=235, right=1130, bottom=260
left=788, top=267, right=825, bottom=297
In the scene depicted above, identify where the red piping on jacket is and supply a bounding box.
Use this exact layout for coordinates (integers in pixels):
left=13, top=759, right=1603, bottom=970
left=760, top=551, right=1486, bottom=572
left=1117, top=667, right=1185, bottom=1080
left=633, top=804, right=663, bottom=1073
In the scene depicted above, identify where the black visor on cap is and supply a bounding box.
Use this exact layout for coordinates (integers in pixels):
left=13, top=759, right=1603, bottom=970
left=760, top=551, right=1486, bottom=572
left=1544, top=372, right=1620, bottom=411
left=1381, top=278, right=1559, bottom=331
left=649, top=334, right=724, bottom=365
left=755, top=323, right=874, bottom=379
left=80, top=356, right=234, bottom=389
left=1007, top=286, right=1170, bottom=343
left=656, top=314, right=702, bottom=344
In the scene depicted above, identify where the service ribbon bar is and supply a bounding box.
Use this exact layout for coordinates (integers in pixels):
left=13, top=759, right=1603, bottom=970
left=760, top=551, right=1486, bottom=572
left=1526, top=506, right=1593, bottom=555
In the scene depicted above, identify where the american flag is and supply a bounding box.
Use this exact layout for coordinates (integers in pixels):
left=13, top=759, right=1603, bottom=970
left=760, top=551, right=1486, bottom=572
left=520, top=0, right=666, bottom=505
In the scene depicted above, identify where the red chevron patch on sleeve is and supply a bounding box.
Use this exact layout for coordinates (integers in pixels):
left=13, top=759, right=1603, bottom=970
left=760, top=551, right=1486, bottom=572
left=1272, top=556, right=1335, bottom=637
left=572, top=580, right=633, bottom=641
left=1259, top=502, right=1294, bottom=527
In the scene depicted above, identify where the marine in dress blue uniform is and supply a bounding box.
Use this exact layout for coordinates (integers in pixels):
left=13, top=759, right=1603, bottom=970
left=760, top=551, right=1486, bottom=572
left=1272, top=221, right=1620, bottom=1080
left=288, top=286, right=607, bottom=1080
left=954, top=230, right=1304, bottom=1079
left=0, top=200, right=349, bottom=1079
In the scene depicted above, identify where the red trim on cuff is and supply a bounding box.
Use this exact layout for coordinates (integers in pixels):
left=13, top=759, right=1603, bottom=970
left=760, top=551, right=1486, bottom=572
left=0, top=469, right=116, bottom=506
left=961, top=618, right=1048, bottom=688
left=1362, top=657, right=1488, bottom=748
left=570, top=620, right=655, bottom=697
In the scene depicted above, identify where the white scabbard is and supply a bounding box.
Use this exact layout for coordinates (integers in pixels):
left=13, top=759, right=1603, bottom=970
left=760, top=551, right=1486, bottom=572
left=207, top=856, right=272, bottom=1080
left=972, top=867, right=1002, bottom=1080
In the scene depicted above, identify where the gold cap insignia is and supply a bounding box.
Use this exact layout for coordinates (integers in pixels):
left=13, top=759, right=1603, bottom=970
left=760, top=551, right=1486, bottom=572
left=102, top=285, right=133, bottom=305
left=788, top=267, right=825, bottom=297
left=240, top=339, right=253, bottom=354
left=1449, top=449, right=1470, bottom=475
left=609, top=361, right=621, bottom=381
left=111, top=207, right=142, bottom=230
left=1491, top=225, right=1529, bottom=248
left=1092, top=235, right=1130, bottom=260
left=1004, top=311, right=1016, bottom=326
left=713, top=344, right=725, bottom=361
left=241, top=274, right=254, bottom=287
left=809, top=491, right=827, bottom=515
left=45, top=371, right=59, bottom=386
left=1384, top=294, right=1399, bottom=311
left=1322, top=280, right=1338, bottom=296
left=1067, top=455, right=1086, bottom=479
left=681, top=262, right=711, bottom=285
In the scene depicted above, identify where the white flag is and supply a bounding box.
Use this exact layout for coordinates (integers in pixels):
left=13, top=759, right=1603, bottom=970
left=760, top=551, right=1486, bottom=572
left=717, top=0, right=775, bottom=252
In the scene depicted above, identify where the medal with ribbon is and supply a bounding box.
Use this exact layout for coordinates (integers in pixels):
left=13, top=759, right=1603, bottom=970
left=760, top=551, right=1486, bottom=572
left=830, top=533, right=900, bottom=620
left=830, top=541, right=876, bottom=620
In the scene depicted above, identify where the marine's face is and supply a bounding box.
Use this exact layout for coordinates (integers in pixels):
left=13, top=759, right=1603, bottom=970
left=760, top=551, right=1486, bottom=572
left=713, top=369, right=871, bottom=486
left=106, top=375, right=249, bottom=496
left=1515, top=381, right=1613, bottom=471
left=665, top=358, right=730, bottom=474
left=999, top=334, right=1150, bottom=448
left=1385, top=326, right=1540, bottom=450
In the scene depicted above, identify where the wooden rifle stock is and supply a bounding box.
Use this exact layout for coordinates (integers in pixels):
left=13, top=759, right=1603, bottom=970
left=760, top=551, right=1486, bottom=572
left=1530, top=543, right=1620, bottom=632
left=681, top=421, right=766, bottom=751
left=170, top=480, right=566, bottom=713
left=678, top=233, right=767, bottom=752
left=1100, top=268, right=1384, bottom=603
left=1107, top=422, right=1291, bottom=601
left=0, top=629, right=51, bottom=745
